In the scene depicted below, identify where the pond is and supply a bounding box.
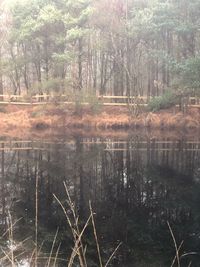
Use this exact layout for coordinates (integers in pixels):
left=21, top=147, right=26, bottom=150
left=0, top=134, right=200, bottom=266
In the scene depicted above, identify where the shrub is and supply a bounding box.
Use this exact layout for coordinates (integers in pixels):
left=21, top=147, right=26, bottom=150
left=73, top=92, right=102, bottom=116
left=30, top=106, right=47, bottom=117
left=87, top=94, right=102, bottom=115
left=74, top=92, right=84, bottom=116
left=0, top=106, right=6, bottom=113
left=42, top=78, right=64, bottom=94
left=148, top=90, right=178, bottom=112
left=31, top=111, right=45, bottom=118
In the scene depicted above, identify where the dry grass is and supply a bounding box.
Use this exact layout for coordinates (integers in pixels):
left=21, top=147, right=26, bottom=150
left=0, top=191, right=196, bottom=267
left=0, top=104, right=199, bottom=138
left=53, top=182, right=121, bottom=267
left=0, top=182, right=121, bottom=267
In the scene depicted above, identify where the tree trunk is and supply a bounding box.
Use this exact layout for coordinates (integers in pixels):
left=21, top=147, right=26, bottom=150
left=0, top=48, right=3, bottom=99
left=78, top=38, right=83, bottom=90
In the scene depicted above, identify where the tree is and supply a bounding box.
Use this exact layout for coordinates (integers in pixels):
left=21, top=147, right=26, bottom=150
left=179, top=57, right=200, bottom=95
left=1, top=0, right=200, bottom=100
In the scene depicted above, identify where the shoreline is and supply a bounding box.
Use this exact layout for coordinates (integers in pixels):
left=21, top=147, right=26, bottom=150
left=0, top=104, right=199, bottom=139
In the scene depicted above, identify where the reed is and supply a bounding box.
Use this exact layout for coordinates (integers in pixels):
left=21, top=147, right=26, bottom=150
left=53, top=181, right=121, bottom=267
left=0, top=210, right=197, bottom=267
left=167, top=222, right=197, bottom=267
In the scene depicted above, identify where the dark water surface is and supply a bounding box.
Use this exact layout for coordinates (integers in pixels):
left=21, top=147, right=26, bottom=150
left=0, top=134, right=200, bottom=266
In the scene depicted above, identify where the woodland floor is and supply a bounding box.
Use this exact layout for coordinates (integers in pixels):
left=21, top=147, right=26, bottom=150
left=0, top=104, right=199, bottom=139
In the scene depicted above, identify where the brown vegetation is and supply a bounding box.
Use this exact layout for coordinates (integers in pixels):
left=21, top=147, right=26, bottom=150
left=0, top=104, right=199, bottom=139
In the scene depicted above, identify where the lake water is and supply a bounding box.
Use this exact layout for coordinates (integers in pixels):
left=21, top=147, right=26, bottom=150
left=0, top=134, right=200, bottom=266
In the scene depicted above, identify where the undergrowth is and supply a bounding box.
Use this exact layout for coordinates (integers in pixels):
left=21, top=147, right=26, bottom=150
left=74, top=92, right=102, bottom=116
left=148, top=90, right=178, bottom=112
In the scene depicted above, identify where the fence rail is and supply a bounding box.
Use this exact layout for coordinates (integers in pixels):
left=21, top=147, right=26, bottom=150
left=0, top=140, right=200, bottom=152
left=0, top=94, right=199, bottom=107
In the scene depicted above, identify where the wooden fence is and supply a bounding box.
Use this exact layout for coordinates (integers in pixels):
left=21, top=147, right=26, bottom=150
left=0, top=94, right=199, bottom=107
left=0, top=140, right=200, bottom=152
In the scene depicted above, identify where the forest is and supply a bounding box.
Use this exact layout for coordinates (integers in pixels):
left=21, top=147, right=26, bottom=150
left=1, top=1, right=200, bottom=266
left=0, top=0, right=200, bottom=99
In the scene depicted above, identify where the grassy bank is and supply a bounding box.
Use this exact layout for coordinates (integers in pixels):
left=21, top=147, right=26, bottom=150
left=0, top=104, right=199, bottom=137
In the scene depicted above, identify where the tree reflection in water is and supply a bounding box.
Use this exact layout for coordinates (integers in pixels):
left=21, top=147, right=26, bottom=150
left=0, top=136, right=200, bottom=266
